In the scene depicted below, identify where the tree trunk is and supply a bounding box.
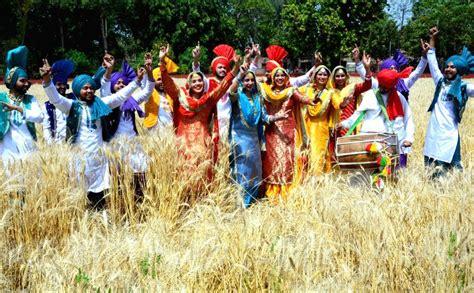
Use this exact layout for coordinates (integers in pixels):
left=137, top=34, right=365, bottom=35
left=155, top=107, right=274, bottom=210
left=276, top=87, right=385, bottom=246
left=59, top=17, right=65, bottom=49
left=101, top=13, right=108, bottom=51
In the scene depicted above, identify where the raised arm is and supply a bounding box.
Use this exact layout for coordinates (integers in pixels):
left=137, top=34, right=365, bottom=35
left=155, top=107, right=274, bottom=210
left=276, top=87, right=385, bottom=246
left=40, top=59, right=73, bottom=115
left=207, top=55, right=240, bottom=104
left=159, top=45, right=180, bottom=101
left=102, top=76, right=141, bottom=109
left=132, top=53, right=156, bottom=104
left=425, top=27, right=443, bottom=85
left=404, top=42, right=428, bottom=89
left=352, top=51, right=373, bottom=97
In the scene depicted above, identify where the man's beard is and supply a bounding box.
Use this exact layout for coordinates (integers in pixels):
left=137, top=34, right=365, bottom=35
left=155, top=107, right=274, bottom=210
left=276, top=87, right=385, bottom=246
left=15, top=85, right=28, bottom=95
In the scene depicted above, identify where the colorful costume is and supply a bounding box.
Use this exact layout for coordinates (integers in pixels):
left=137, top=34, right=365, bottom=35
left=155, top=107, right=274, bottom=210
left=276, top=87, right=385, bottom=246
left=340, top=68, right=415, bottom=157
left=357, top=50, right=426, bottom=167
left=229, top=71, right=270, bottom=207
left=261, top=67, right=309, bottom=201
left=1, top=46, right=44, bottom=167
left=161, top=62, right=234, bottom=190
left=144, top=57, right=178, bottom=130
left=43, top=72, right=139, bottom=209
left=300, top=65, right=341, bottom=175
left=424, top=47, right=474, bottom=174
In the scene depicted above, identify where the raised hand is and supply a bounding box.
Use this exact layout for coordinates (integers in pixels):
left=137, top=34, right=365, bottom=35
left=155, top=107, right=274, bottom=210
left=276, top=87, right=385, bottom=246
left=159, top=44, right=169, bottom=62
left=253, top=43, right=261, bottom=57
left=144, top=52, right=152, bottom=67
left=136, top=66, right=145, bottom=82
left=239, top=63, right=249, bottom=76
left=39, top=58, right=52, bottom=78
left=314, top=51, right=323, bottom=66
left=362, top=51, right=372, bottom=74
left=192, top=41, right=201, bottom=63
left=103, top=52, right=115, bottom=69
left=231, top=55, right=243, bottom=75
left=352, top=45, right=360, bottom=63
left=420, top=39, right=430, bottom=56
left=244, top=46, right=252, bottom=64
left=429, top=27, right=438, bottom=49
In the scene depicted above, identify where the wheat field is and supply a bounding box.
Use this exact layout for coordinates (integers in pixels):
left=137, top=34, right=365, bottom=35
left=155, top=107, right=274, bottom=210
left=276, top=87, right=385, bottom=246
left=0, top=78, right=473, bottom=291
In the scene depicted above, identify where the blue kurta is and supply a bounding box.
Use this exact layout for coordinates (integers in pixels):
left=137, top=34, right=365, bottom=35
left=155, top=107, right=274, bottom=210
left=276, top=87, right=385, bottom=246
left=229, top=89, right=267, bottom=208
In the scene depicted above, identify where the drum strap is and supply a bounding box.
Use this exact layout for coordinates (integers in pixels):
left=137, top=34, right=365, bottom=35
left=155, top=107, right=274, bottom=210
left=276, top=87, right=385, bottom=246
left=345, top=90, right=394, bottom=136
left=345, top=111, right=366, bottom=136
left=375, top=90, right=394, bottom=133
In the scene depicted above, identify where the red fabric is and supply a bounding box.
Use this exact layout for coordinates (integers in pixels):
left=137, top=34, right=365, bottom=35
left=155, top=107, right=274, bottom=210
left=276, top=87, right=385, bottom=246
left=211, top=44, right=234, bottom=75
left=265, top=45, right=288, bottom=72
left=265, top=60, right=281, bottom=72
left=211, top=57, right=230, bottom=74
left=338, top=78, right=372, bottom=136
left=377, top=67, right=413, bottom=120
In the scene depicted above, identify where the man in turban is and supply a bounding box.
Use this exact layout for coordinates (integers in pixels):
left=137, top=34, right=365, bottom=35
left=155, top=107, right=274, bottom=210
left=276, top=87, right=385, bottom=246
left=41, top=54, right=143, bottom=211
left=338, top=67, right=415, bottom=164
left=423, top=27, right=474, bottom=177
left=1, top=46, right=44, bottom=167
left=42, top=59, right=75, bottom=144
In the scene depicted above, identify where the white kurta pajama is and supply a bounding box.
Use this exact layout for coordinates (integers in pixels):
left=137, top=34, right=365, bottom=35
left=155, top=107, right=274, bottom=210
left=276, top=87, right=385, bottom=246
left=42, top=103, right=68, bottom=144
left=424, top=49, right=474, bottom=164
left=1, top=94, right=44, bottom=167
left=101, top=77, right=155, bottom=173
left=340, top=90, right=415, bottom=154
left=43, top=80, right=139, bottom=192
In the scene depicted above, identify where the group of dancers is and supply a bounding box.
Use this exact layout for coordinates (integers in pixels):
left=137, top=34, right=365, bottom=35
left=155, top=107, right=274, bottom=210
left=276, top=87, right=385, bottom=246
left=1, top=27, right=473, bottom=209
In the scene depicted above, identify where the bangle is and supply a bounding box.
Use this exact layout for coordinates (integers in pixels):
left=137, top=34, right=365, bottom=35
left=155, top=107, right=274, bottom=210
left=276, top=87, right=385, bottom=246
left=364, top=73, right=372, bottom=81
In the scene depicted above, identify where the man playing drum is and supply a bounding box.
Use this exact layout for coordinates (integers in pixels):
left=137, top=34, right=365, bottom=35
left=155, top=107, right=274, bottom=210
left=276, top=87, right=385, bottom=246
left=337, top=68, right=415, bottom=166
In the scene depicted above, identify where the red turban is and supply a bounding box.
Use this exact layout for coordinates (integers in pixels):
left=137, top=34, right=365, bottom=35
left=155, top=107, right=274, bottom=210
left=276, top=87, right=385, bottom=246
left=265, top=45, right=288, bottom=72
left=211, top=44, right=235, bottom=75
left=377, top=67, right=413, bottom=120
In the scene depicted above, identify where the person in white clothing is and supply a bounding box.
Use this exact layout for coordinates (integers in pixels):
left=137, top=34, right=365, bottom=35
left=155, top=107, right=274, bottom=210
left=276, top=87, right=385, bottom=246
left=1, top=45, right=44, bottom=168
left=40, top=56, right=144, bottom=210
left=422, top=27, right=474, bottom=177
left=353, top=45, right=428, bottom=101
left=353, top=45, right=428, bottom=167
left=100, top=54, right=155, bottom=202
left=42, top=59, right=75, bottom=144
left=143, top=56, right=179, bottom=130
left=338, top=67, right=415, bottom=159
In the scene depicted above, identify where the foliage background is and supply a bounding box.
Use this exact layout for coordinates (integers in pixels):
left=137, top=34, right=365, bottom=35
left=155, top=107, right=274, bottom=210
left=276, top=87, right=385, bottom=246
left=2, top=0, right=473, bottom=76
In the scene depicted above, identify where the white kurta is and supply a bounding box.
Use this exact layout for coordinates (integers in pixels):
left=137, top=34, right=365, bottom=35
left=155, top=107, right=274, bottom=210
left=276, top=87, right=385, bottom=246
left=340, top=89, right=415, bottom=153
left=356, top=57, right=427, bottom=90
left=42, top=103, right=68, bottom=144
left=1, top=94, right=44, bottom=167
left=147, top=91, right=174, bottom=131
left=423, top=49, right=474, bottom=163
left=43, top=79, right=139, bottom=192
left=104, top=77, right=154, bottom=173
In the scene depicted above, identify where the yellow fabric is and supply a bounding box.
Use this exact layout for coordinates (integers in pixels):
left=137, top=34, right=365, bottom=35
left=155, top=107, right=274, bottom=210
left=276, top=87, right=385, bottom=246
left=144, top=57, right=178, bottom=128
left=325, top=66, right=349, bottom=128
left=260, top=68, right=294, bottom=103
left=265, top=184, right=292, bottom=204
left=300, top=85, right=342, bottom=175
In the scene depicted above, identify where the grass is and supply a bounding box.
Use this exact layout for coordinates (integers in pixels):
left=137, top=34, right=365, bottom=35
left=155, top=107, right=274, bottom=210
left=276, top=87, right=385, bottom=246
left=0, top=78, right=472, bottom=291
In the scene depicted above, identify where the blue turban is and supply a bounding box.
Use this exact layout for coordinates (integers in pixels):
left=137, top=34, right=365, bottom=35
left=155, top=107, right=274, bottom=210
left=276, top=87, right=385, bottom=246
left=110, top=60, right=136, bottom=93
left=72, top=74, right=97, bottom=98
left=52, top=59, right=75, bottom=84
left=4, top=46, right=29, bottom=89
left=446, top=46, right=474, bottom=76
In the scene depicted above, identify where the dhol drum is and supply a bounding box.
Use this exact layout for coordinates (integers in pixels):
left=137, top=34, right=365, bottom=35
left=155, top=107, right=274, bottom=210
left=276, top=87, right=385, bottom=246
left=335, top=133, right=399, bottom=171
